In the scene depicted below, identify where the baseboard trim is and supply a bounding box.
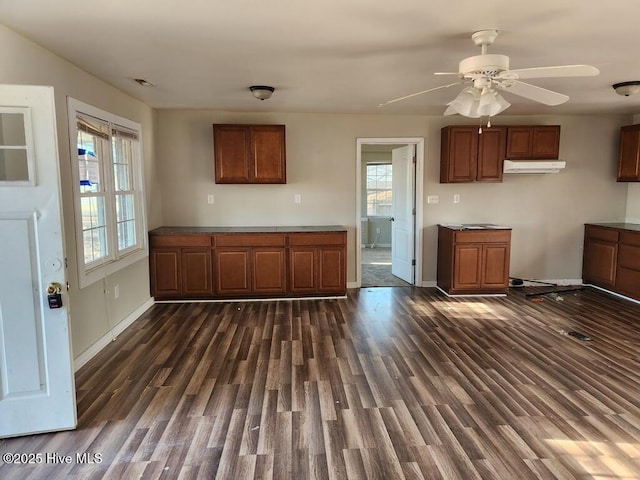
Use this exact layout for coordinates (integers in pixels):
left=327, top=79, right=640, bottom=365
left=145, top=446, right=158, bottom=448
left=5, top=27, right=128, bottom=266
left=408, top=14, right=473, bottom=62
left=73, top=297, right=155, bottom=372
left=584, top=283, right=640, bottom=306
left=154, top=295, right=348, bottom=304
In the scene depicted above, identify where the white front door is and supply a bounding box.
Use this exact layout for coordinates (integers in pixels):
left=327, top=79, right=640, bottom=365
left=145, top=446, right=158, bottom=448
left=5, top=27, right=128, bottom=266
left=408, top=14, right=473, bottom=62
left=0, top=85, right=76, bottom=438
left=391, top=145, right=415, bottom=284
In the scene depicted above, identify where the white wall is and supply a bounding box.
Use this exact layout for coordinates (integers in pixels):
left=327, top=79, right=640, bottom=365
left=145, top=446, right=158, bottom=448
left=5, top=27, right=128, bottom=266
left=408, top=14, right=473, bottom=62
left=156, top=110, right=631, bottom=284
left=0, top=25, right=159, bottom=358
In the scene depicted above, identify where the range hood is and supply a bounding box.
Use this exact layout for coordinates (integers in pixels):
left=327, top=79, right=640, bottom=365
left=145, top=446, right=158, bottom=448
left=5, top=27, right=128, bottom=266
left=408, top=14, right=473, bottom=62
left=503, top=160, right=566, bottom=174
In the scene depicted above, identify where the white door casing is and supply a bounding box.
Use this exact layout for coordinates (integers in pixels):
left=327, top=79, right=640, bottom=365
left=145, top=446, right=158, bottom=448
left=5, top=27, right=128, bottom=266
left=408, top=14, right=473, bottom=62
left=391, top=145, right=415, bottom=284
left=0, top=85, right=76, bottom=438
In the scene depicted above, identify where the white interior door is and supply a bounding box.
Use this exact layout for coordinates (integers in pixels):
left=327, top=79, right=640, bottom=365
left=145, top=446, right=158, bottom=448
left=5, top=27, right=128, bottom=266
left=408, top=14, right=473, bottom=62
left=391, top=145, right=415, bottom=284
left=0, top=85, right=76, bottom=438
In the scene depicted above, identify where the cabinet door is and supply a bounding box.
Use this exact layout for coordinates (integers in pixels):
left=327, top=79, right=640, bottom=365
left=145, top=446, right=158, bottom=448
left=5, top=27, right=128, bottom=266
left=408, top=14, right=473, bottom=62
left=250, top=125, right=286, bottom=183
left=289, top=247, right=317, bottom=293
left=318, top=246, right=346, bottom=294
left=531, top=126, right=560, bottom=159
left=182, top=248, right=212, bottom=296
left=506, top=127, right=533, bottom=159
left=481, top=244, right=510, bottom=288
left=477, top=127, right=506, bottom=182
left=214, top=248, right=251, bottom=295
left=150, top=248, right=181, bottom=297
left=440, top=127, right=478, bottom=183
left=617, top=125, right=640, bottom=181
left=252, top=248, right=286, bottom=294
left=213, top=125, right=251, bottom=183
left=507, top=126, right=560, bottom=159
left=453, top=244, right=482, bottom=289
left=583, top=239, right=617, bottom=288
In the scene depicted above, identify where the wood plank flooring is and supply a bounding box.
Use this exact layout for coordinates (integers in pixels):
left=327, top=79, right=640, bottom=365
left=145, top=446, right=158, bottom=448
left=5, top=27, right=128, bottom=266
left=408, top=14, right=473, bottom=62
left=2, top=286, right=640, bottom=479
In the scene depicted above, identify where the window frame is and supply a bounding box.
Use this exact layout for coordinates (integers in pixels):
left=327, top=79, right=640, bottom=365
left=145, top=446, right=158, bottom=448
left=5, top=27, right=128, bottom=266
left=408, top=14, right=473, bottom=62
left=67, top=98, right=148, bottom=289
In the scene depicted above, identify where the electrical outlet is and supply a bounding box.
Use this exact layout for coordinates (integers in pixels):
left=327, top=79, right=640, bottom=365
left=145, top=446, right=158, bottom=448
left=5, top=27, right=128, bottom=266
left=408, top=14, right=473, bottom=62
left=376, top=227, right=381, bottom=234
left=207, top=195, right=214, bottom=204
left=427, top=195, right=439, bottom=204
left=453, top=194, right=460, bottom=204
left=294, top=194, right=301, bottom=204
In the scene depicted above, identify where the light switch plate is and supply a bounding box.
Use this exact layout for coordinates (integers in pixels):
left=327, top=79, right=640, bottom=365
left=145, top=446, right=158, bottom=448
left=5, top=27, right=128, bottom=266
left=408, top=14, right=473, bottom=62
left=427, top=195, right=439, bottom=204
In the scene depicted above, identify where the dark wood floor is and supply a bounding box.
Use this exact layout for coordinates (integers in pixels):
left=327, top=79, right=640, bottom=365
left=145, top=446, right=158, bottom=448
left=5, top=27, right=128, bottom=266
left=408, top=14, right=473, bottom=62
left=2, top=286, right=640, bottom=479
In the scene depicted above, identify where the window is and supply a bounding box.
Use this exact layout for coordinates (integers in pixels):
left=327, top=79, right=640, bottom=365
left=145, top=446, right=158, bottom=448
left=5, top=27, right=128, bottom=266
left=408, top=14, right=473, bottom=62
left=68, top=98, right=147, bottom=288
left=366, top=163, right=392, bottom=216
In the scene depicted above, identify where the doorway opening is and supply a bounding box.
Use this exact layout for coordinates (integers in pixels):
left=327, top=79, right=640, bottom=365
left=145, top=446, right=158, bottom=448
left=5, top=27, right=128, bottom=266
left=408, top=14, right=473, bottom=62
left=356, top=138, right=424, bottom=288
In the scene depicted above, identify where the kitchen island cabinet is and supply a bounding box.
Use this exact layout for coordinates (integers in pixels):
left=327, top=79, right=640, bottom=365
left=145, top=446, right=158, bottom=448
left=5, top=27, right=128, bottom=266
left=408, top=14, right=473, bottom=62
left=437, top=224, right=511, bottom=295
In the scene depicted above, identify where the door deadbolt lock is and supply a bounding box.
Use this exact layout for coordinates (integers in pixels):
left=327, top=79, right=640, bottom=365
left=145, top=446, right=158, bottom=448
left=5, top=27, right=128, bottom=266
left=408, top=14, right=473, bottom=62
left=47, top=282, right=63, bottom=309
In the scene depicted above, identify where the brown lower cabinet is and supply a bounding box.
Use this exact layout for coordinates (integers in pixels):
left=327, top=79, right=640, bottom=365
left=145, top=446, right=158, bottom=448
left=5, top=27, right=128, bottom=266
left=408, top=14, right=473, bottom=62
left=289, top=233, right=347, bottom=294
left=583, top=223, right=640, bottom=301
left=150, top=234, right=213, bottom=298
left=150, top=228, right=346, bottom=299
left=437, top=225, right=511, bottom=295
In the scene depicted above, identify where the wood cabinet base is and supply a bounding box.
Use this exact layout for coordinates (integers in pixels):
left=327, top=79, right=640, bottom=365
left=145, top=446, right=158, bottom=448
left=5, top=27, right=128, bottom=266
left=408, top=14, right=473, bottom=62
left=150, top=229, right=346, bottom=300
left=437, top=225, right=511, bottom=295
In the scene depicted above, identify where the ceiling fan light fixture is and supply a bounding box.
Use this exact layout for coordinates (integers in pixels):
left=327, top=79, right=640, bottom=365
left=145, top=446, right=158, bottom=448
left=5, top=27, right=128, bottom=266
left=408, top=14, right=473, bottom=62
left=445, top=87, right=481, bottom=117
left=249, top=85, right=275, bottom=100
left=478, top=89, right=510, bottom=116
left=612, top=81, right=640, bottom=97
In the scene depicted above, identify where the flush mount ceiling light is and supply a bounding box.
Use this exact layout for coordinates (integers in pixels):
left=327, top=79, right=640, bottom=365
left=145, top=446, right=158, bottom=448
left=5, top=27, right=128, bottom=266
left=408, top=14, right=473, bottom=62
left=612, top=81, right=640, bottom=96
left=249, top=85, right=275, bottom=100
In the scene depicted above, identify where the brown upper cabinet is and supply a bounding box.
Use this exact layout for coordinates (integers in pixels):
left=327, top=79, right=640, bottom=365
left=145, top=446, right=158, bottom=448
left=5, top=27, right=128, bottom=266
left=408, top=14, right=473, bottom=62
left=213, top=124, right=286, bottom=184
left=617, top=124, right=640, bottom=182
left=440, top=126, right=506, bottom=183
left=505, top=125, right=560, bottom=159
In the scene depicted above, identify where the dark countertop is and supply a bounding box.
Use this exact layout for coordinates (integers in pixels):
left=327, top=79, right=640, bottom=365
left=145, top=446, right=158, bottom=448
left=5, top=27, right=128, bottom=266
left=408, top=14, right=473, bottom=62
left=149, top=225, right=347, bottom=235
left=438, top=223, right=511, bottom=231
left=586, top=222, right=640, bottom=232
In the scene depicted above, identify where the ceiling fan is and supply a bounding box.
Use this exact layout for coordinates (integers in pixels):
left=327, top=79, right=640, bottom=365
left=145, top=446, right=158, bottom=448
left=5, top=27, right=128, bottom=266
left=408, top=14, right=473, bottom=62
left=379, top=29, right=600, bottom=120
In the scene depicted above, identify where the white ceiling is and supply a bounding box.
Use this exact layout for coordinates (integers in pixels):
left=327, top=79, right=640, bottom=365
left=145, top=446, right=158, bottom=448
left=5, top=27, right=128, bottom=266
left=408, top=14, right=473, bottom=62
left=3, top=1, right=640, bottom=116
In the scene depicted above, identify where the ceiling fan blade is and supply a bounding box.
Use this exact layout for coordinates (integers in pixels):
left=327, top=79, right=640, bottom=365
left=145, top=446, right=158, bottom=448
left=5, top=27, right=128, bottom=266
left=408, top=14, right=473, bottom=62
left=505, top=65, right=600, bottom=79
left=434, top=72, right=462, bottom=76
left=378, top=82, right=461, bottom=107
left=496, top=80, right=569, bottom=106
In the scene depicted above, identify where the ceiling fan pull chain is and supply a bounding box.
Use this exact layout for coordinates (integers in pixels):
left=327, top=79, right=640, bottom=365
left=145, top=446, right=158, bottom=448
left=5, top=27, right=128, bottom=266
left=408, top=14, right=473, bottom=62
left=487, top=117, right=492, bottom=128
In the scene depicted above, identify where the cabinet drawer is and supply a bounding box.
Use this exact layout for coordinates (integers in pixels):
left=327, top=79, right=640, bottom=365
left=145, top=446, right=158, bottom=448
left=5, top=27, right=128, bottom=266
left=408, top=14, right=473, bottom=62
left=215, top=234, right=286, bottom=247
left=585, top=226, right=619, bottom=243
left=150, top=234, right=211, bottom=247
left=289, top=232, right=346, bottom=246
left=620, top=231, right=640, bottom=247
left=454, top=230, right=511, bottom=244
left=616, top=266, right=640, bottom=299
left=618, top=243, right=640, bottom=270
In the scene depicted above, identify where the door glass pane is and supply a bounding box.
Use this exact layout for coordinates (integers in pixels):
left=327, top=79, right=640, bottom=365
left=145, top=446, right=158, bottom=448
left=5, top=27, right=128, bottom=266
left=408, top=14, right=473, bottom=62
left=0, top=149, right=29, bottom=181
left=0, top=112, right=27, bottom=145
left=0, top=110, right=32, bottom=184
